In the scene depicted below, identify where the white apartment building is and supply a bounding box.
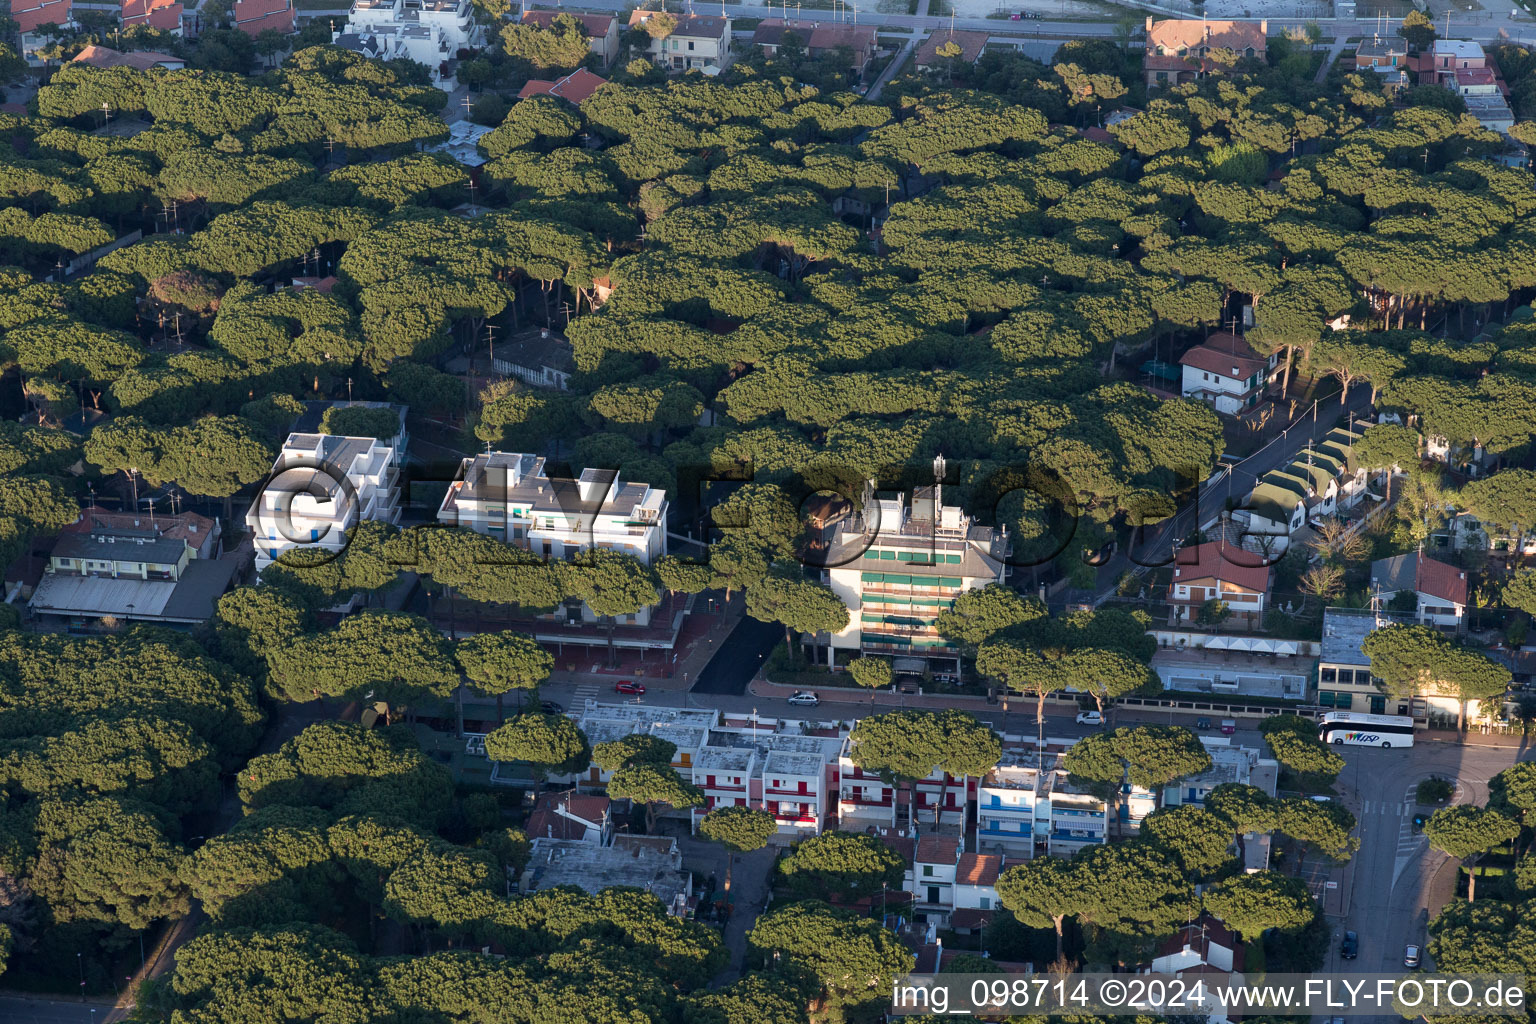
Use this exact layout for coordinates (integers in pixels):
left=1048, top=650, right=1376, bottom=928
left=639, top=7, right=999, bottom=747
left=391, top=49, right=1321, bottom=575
left=248, top=431, right=403, bottom=571
left=835, top=732, right=970, bottom=834
left=438, top=451, right=668, bottom=625
left=912, top=770, right=971, bottom=832
left=439, top=452, right=667, bottom=564
left=566, top=703, right=839, bottom=836
left=335, top=0, right=484, bottom=87
left=823, top=478, right=1008, bottom=678
left=835, top=739, right=898, bottom=830
left=976, top=759, right=1109, bottom=859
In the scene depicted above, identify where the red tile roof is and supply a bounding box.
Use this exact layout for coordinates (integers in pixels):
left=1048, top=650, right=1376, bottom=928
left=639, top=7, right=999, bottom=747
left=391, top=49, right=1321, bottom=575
left=519, top=67, right=607, bottom=105
left=955, top=852, right=1002, bottom=886
left=914, top=28, right=988, bottom=66
left=1172, top=540, right=1272, bottom=593
left=807, top=22, right=875, bottom=52
left=1146, top=18, right=1266, bottom=55
left=550, top=67, right=605, bottom=104
left=627, top=10, right=728, bottom=39
left=915, top=834, right=961, bottom=864
left=521, top=10, right=615, bottom=36
left=948, top=908, right=996, bottom=931
left=1179, top=332, right=1268, bottom=381
left=14, top=0, right=71, bottom=33
left=533, top=791, right=610, bottom=823
left=750, top=17, right=817, bottom=46
left=233, top=0, right=293, bottom=34
left=61, top=505, right=215, bottom=547
left=1415, top=555, right=1469, bottom=606
left=121, top=0, right=181, bottom=31
left=71, top=44, right=182, bottom=69
left=1153, top=916, right=1244, bottom=970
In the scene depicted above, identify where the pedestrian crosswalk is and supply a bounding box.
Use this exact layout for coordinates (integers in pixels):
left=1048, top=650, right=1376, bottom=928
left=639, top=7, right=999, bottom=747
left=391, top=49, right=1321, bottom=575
left=1393, top=782, right=1426, bottom=885
left=571, top=683, right=600, bottom=707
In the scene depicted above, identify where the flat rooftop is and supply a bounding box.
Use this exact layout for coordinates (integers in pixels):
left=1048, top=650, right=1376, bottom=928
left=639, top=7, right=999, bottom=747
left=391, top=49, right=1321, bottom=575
left=763, top=749, right=824, bottom=777
left=525, top=836, right=688, bottom=907
left=1320, top=607, right=1414, bottom=666
left=694, top=746, right=753, bottom=772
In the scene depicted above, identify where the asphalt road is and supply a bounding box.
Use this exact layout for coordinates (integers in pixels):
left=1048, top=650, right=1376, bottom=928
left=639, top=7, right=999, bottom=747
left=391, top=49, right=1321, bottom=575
left=1325, top=740, right=1527, bottom=1015
left=0, top=997, right=112, bottom=1024
left=539, top=0, right=1532, bottom=45
left=688, top=615, right=782, bottom=695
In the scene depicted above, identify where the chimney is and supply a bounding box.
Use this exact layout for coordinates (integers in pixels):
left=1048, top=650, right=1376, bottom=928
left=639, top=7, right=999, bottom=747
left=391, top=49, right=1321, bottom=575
left=1260, top=18, right=1267, bottom=33
left=1145, top=15, right=1153, bottom=31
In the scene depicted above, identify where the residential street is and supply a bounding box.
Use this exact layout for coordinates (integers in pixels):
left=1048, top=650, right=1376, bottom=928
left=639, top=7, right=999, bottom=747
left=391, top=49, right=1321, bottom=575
left=1090, top=382, right=1374, bottom=604
left=0, top=997, right=112, bottom=1024
left=1325, top=741, right=1527, bottom=1019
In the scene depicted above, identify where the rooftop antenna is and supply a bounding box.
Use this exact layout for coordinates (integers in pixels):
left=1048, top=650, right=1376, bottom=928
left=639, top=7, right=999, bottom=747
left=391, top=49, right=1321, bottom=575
left=462, top=91, right=473, bottom=118
left=145, top=496, right=157, bottom=528
left=346, top=377, right=354, bottom=403
left=932, top=453, right=946, bottom=520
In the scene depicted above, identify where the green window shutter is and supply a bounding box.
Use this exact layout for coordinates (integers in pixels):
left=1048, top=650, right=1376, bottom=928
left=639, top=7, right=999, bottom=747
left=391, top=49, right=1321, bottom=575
left=946, top=553, right=962, bottom=564
left=861, top=572, right=884, bottom=584
left=880, top=550, right=896, bottom=560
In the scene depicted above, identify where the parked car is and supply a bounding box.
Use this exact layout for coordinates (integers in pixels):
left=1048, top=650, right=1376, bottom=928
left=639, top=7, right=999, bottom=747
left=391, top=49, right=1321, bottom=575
left=1310, top=795, right=1333, bottom=803
left=615, top=681, right=646, bottom=695
left=1075, top=710, right=1104, bottom=726
left=787, top=691, right=820, bottom=706
left=1195, top=716, right=1212, bottom=729
left=1404, top=944, right=1421, bottom=968
left=1340, top=931, right=1358, bottom=959
left=540, top=700, right=563, bottom=715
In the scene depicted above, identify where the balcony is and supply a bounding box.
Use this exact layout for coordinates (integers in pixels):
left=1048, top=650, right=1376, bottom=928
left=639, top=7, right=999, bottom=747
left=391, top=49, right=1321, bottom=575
left=839, top=795, right=892, bottom=808
left=773, top=811, right=818, bottom=824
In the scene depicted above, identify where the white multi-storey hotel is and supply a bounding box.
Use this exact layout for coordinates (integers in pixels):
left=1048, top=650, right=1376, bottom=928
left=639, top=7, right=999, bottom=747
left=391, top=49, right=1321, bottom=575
left=248, top=431, right=403, bottom=571
left=822, top=477, right=1008, bottom=678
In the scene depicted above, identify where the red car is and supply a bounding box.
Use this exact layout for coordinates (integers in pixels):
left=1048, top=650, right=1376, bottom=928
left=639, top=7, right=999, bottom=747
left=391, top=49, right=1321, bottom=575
left=615, top=680, right=646, bottom=695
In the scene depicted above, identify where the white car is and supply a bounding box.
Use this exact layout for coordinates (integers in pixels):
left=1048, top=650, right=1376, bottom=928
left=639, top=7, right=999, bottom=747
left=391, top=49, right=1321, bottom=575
left=786, top=691, right=820, bottom=707
left=1075, top=710, right=1104, bottom=726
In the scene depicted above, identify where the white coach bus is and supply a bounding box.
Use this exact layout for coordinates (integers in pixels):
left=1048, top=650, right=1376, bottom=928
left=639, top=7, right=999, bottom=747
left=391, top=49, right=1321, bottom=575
left=1317, top=711, right=1415, bottom=749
